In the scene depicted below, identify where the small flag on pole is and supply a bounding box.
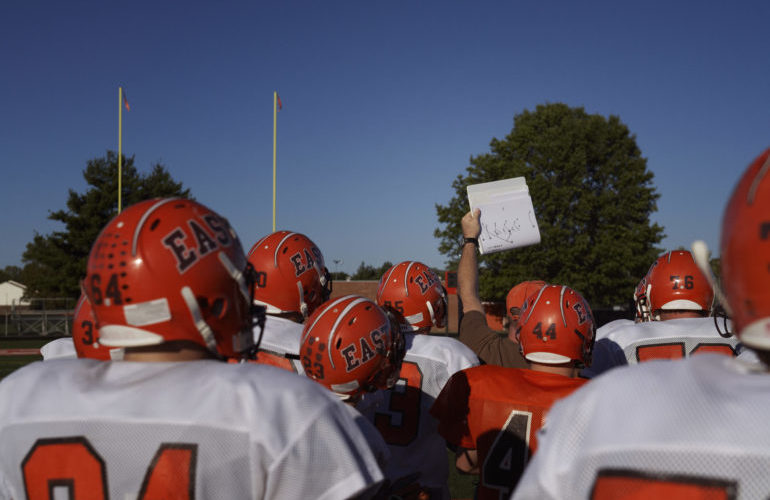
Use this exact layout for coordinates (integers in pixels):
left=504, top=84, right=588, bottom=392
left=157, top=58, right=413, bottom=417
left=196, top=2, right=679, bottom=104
left=123, top=92, right=131, bottom=112
left=277, top=93, right=282, bottom=110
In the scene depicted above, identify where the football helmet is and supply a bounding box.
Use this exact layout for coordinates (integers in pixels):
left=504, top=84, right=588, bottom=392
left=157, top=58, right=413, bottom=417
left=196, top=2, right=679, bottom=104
left=376, top=261, right=447, bottom=333
left=72, top=293, right=122, bottom=360
left=720, top=147, right=770, bottom=349
left=645, top=250, right=713, bottom=320
left=300, top=295, right=405, bottom=401
left=84, top=198, right=257, bottom=359
left=633, top=274, right=652, bottom=322
left=517, top=285, right=595, bottom=365
left=246, top=231, right=331, bottom=319
left=506, top=280, right=546, bottom=322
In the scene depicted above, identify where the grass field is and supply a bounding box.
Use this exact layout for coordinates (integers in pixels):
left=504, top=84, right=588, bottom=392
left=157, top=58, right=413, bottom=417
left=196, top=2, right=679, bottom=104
left=0, top=337, right=478, bottom=499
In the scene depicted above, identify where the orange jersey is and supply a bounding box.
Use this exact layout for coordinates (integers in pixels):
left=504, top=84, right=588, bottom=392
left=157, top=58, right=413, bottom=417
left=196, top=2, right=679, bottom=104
left=430, top=364, right=586, bottom=499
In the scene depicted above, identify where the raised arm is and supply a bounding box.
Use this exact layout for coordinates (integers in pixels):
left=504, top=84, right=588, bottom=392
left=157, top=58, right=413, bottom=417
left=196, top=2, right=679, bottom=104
left=458, top=209, right=483, bottom=314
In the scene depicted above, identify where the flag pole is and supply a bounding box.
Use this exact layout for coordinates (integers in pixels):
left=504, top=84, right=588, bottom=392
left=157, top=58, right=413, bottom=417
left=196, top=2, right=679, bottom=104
left=272, top=91, right=278, bottom=232
left=118, top=86, right=123, bottom=214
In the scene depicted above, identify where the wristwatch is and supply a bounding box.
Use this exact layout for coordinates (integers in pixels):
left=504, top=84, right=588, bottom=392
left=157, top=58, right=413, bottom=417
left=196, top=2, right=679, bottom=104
left=463, top=237, right=479, bottom=248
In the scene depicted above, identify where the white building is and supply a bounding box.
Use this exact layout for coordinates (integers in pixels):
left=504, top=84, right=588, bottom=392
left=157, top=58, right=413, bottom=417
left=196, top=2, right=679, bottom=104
left=0, top=280, right=30, bottom=307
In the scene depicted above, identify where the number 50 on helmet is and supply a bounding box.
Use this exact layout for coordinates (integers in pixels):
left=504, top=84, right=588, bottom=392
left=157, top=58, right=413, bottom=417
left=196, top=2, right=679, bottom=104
left=246, top=231, right=331, bottom=320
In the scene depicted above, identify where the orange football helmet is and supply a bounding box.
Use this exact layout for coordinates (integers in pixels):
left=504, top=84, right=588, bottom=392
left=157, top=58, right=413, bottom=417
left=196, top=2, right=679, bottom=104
left=246, top=231, right=331, bottom=319
left=376, top=261, right=447, bottom=333
left=84, top=198, right=257, bottom=359
left=300, top=295, right=405, bottom=401
left=72, top=293, right=122, bottom=360
left=506, top=280, right=547, bottom=322
left=720, top=147, right=770, bottom=349
left=517, top=285, right=595, bottom=365
left=645, top=250, right=713, bottom=320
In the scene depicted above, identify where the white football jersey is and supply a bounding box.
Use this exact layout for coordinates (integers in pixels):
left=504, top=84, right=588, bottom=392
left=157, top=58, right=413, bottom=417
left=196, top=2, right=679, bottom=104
left=514, top=354, right=770, bottom=500
left=39, top=337, right=76, bottom=360
left=357, top=334, right=479, bottom=499
left=584, top=317, right=743, bottom=378
left=0, top=359, right=383, bottom=500
left=344, top=404, right=393, bottom=479
left=253, top=315, right=304, bottom=373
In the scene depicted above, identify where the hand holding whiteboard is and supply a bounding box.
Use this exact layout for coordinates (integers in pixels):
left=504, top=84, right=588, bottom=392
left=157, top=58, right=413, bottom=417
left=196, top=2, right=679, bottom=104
left=467, top=177, right=541, bottom=254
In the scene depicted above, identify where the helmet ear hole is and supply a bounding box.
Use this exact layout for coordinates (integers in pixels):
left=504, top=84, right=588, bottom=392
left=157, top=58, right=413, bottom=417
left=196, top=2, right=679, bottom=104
left=210, top=298, right=226, bottom=319
left=198, top=296, right=227, bottom=320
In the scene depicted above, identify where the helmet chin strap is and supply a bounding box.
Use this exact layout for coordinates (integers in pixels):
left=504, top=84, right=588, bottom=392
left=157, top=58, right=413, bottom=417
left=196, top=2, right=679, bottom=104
left=297, top=281, right=308, bottom=318
left=426, top=300, right=436, bottom=326
left=181, top=286, right=218, bottom=354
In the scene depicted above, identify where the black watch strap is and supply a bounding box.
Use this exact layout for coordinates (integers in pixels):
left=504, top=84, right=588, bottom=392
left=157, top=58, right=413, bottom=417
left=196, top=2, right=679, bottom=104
left=463, top=237, right=479, bottom=248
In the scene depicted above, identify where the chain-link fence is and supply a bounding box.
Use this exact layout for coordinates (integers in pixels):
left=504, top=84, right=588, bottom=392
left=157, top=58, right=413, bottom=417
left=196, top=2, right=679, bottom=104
left=1, top=298, right=76, bottom=336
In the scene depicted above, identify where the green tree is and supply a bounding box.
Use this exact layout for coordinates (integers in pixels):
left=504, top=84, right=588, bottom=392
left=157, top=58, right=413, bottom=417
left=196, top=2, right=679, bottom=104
left=351, top=261, right=394, bottom=281
left=435, top=103, right=664, bottom=308
left=0, top=266, right=22, bottom=283
left=21, top=151, right=191, bottom=299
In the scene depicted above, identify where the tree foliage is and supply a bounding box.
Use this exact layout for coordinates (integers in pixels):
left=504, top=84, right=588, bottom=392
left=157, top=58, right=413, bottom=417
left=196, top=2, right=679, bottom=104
left=329, top=271, right=350, bottom=281
left=350, top=261, right=395, bottom=281
left=435, top=103, right=664, bottom=308
left=0, top=266, right=22, bottom=283
left=21, top=151, right=191, bottom=299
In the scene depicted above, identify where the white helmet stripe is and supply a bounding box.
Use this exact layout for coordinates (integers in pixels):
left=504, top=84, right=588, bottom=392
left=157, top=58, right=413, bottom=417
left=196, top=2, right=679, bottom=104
left=523, top=286, right=548, bottom=324
left=300, top=295, right=352, bottom=366
left=403, top=262, right=416, bottom=297
left=378, top=265, right=399, bottom=301
left=273, top=232, right=297, bottom=268
left=132, top=198, right=178, bottom=256
left=426, top=300, right=435, bottom=326
left=248, top=233, right=273, bottom=260
left=326, top=296, right=368, bottom=369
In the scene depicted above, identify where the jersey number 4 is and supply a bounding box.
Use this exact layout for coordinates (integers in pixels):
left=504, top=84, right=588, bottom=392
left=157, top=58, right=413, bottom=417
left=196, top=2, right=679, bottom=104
left=482, top=410, right=534, bottom=499
left=22, top=437, right=196, bottom=499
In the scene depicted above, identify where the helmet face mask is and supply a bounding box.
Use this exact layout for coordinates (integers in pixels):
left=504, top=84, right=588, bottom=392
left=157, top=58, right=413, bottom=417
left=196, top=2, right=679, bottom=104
left=85, top=198, right=256, bottom=359
left=645, top=250, right=713, bottom=321
left=300, top=295, right=405, bottom=401
left=720, top=148, right=770, bottom=349
left=247, top=231, right=331, bottom=320
left=634, top=275, right=652, bottom=323
left=517, top=285, right=595, bottom=366
left=376, top=261, right=447, bottom=333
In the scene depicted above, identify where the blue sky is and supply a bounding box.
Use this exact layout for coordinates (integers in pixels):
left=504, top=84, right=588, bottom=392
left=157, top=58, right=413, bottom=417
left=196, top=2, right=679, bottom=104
left=1, top=0, right=768, bottom=275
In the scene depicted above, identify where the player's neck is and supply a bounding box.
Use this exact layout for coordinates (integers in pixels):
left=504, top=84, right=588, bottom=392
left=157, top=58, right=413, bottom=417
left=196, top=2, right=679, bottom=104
left=656, top=310, right=708, bottom=321
left=122, top=341, right=217, bottom=362
left=528, top=361, right=577, bottom=377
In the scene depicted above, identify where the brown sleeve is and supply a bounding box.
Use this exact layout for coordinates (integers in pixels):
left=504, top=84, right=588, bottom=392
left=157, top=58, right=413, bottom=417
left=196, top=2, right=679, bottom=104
left=458, top=311, right=528, bottom=368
